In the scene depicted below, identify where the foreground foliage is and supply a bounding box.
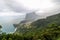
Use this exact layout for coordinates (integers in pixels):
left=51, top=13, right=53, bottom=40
left=1, top=13, right=60, bottom=40
left=0, top=23, right=60, bottom=40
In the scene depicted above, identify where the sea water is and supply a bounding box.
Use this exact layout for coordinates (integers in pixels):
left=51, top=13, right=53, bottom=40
left=0, top=15, right=25, bottom=33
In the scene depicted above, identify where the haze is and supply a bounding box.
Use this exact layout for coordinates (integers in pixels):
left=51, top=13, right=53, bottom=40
left=0, top=0, right=60, bottom=23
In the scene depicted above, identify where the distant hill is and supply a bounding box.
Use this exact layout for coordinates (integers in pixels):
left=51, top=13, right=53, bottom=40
left=14, top=11, right=40, bottom=28
left=20, top=11, right=40, bottom=24
left=14, top=13, right=60, bottom=33
left=31, top=13, right=60, bottom=27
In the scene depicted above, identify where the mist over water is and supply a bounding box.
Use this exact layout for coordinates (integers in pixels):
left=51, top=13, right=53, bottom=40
left=2, top=24, right=15, bottom=33
left=0, top=0, right=60, bottom=34
left=0, top=15, right=25, bottom=33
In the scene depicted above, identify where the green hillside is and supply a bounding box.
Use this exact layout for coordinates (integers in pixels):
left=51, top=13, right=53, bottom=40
left=0, top=13, right=60, bottom=40
left=0, top=23, right=60, bottom=40
left=31, top=13, right=60, bottom=28
left=15, top=13, right=60, bottom=33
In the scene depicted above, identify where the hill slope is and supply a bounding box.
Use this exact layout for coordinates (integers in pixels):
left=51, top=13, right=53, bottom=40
left=14, top=13, right=60, bottom=33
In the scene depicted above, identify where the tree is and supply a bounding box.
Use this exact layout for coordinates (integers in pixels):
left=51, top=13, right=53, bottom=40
left=8, top=38, right=12, bottom=40
left=2, top=38, right=6, bottom=40
left=0, top=25, right=2, bottom=33
left=0, top=25, right=2, bottom=28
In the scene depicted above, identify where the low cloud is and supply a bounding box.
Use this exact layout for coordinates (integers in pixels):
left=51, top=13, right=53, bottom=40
left=0, top=0, right=60, bottom=14
left=4, top=0, right=30, bottom=13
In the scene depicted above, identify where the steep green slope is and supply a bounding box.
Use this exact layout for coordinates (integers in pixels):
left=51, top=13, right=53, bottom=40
left=15, top=13, right=60, bottom=33
left=31, top=13, right=60, bottom=27
left=0, top=23, right=60, bottom=40
left=0, top=13, right=60, bottom=40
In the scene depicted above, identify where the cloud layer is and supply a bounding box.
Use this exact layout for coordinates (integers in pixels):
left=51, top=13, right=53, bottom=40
left=0, top=0, right=60, bottom=24
left=0, top=0, right=60, bottom=14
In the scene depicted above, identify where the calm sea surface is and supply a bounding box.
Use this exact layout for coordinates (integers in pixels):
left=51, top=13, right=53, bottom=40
left=0, top=15, right=25, bottom=33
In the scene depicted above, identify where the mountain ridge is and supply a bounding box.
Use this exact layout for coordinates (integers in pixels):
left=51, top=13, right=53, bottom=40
left=14, top=13, right=60, bottom=33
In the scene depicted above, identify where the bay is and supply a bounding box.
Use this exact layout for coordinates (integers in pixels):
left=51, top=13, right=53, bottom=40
left=0, top=15, right=25, bottom=33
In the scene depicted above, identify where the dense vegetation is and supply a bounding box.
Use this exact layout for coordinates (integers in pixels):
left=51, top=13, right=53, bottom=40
left=0, top=23, right=60, bottom=40
left=0, top=13, right=60, bottom=40
left=15, top=13, right=60, bottom=33
left=31, top=13, right=60, bottom=28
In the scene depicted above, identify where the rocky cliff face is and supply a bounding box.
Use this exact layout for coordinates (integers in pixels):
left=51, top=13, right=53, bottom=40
left=13, top=11, right=41, bottom=32
left=14, top=11, right=40, bottom=27
left=14, top=13, right=60, bottom=33
left=20, top=11, right=40, bottom=24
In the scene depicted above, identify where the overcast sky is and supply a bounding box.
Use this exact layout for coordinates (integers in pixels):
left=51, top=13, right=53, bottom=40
left=0, top=0, right=59, bottom=16
left=0, top=0, right=60, bottom=33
